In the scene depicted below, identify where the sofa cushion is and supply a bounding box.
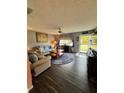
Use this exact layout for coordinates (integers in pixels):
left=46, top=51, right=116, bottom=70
left=29, top=53, right=38, bottom=64
left=32, top=57, right=50, bottom=68
left=38, top=54, right=45, bottom=59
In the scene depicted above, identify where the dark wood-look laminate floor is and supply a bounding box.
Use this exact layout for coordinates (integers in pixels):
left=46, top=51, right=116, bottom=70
left=30, top=53, right=97, bottom=93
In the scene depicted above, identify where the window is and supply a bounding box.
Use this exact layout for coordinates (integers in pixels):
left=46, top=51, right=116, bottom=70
left=80, top=35, right=90, bottom=53
left=79, top=35, right=97, bottom=52
left=91, top=35, right=97, bottom=45
left=59, top=40, right=73, bottom=46
left=90, top=35, right=97, bottom=50
left=81, top=36, right=89, bottom=45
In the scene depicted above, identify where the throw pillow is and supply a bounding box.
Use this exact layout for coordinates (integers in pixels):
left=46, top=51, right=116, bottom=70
left=29, top=53, right=38, bottom=64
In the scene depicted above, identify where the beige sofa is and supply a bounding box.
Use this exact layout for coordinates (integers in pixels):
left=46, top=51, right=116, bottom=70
left=29, top=50, right=51, bottom=77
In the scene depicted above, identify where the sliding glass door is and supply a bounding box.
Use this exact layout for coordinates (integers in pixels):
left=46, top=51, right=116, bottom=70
left=79, top=34, right=97, bottom=53
left=79, top=35, right=90, bottom=53
left=90, top=35, right=97, bottom=50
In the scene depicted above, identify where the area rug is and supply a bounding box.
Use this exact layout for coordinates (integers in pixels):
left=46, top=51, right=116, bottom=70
left=52, top=53, right=74, bottom=65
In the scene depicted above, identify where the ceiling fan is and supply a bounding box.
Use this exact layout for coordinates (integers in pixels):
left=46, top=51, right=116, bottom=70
left=58, top=28, right=63, bottom=34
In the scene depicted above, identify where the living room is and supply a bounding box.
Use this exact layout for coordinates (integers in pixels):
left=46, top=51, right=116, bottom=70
left=27, top=0, right=97, bottom=93
left=1, top=0, right=124, bottom=93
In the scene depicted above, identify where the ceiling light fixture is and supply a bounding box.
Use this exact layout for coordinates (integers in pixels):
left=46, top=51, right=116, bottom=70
left=58, top=28, right=62, bottom=34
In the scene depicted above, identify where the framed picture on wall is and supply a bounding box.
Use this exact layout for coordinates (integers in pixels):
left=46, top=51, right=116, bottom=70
left=36, top=32, right=48, bottom=43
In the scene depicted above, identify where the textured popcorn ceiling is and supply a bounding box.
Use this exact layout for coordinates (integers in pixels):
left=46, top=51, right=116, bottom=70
left=28, top=0, right=97, bottom=34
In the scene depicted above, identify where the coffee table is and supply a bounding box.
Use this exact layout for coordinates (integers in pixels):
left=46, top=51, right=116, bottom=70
left=51, top=49, right=64, bottom=59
